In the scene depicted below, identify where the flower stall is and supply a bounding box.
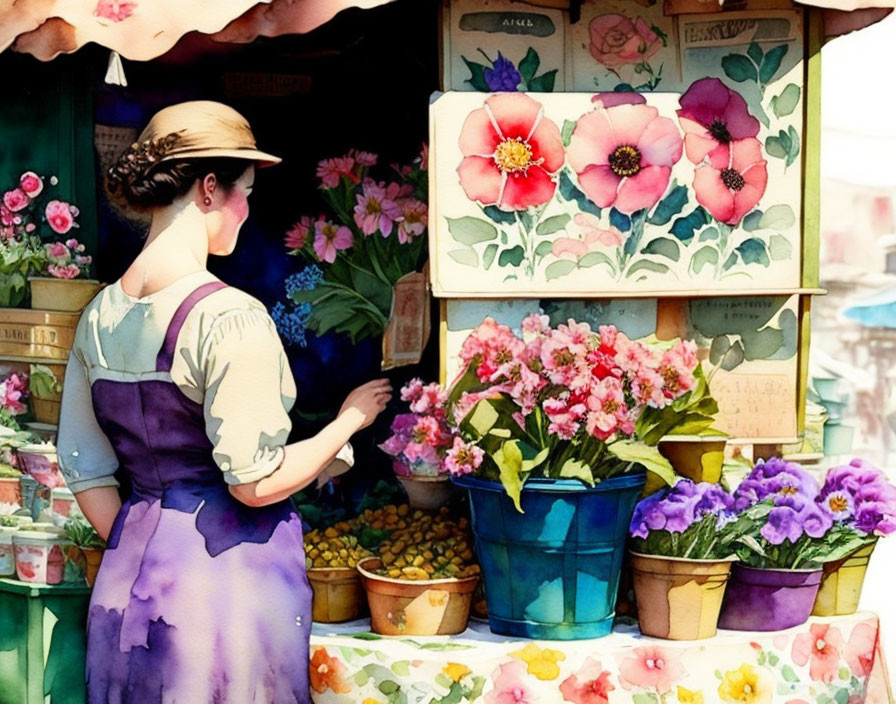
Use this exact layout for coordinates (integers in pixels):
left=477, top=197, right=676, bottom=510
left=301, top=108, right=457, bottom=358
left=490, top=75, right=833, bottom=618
left=1, top=0, right=896, bottom=702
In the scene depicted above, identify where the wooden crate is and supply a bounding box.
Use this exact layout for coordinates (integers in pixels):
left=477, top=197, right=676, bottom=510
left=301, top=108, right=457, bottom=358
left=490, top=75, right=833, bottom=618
left=0, top=309, right=79, bottom=363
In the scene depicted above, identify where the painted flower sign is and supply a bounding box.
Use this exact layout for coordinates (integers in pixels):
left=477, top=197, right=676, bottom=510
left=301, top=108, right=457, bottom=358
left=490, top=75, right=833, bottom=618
left=429, top=85, right=801, bottom=297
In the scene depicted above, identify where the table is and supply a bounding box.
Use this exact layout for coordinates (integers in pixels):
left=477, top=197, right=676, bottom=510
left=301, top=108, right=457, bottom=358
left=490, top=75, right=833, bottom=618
left=309, top=613, right=893, bottom=703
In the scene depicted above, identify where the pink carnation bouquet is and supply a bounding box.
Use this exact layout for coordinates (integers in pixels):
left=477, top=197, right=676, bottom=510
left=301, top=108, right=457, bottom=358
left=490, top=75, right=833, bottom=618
left=0, top=371, right=29, bottom=428
left=281, top=147, right=428, bottom=343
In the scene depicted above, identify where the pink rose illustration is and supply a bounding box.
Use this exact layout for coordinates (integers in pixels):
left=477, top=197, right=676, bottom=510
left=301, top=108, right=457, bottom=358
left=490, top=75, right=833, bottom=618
left=457, top=93, right=564, bottom=212
left=678, top=78, right=761, bottom=167
left=588, top=14, right=662, bottom=69
left=3, top=189, right=30, bottom=213
left=47, top=242, right=69, bottom=260
left=19, top=172, right=43, bottom=198
left=484, top=660, right=537, bottom=704
left=560, top=657, right=615, bottom=704
left=95, top=0, right=137, bottom=22
left=692, top=138, right=767, bottom=225
left=0, top=207, right=16, bottom=227
left=844, top=622, right=877, bottom=679
left=567, top=97, right=682, bottom=214
left=791, top=623, right=845, bottom=683
left=45, top=200, right=75, bottom=234
left=618, top=646, right=685, bottom=694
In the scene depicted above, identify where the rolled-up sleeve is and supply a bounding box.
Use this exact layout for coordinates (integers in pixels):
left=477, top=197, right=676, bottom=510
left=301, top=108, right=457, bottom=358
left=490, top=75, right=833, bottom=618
left=57, top=350, right=120, bottom=493
left=201, top=308, right=296, bottom=485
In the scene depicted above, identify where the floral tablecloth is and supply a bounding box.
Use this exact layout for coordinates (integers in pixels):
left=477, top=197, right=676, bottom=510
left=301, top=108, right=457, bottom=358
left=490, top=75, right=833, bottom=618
left=309, top=613, right=892, bottom=704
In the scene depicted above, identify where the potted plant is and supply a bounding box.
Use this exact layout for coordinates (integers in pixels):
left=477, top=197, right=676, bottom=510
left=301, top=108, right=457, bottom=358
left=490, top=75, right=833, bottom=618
left=629, top=479, right=737, bottom=640
left=442, top=316, right=711, bottom=639
left=29, top=237, right=101, bottom=312
left=12, top=522, right=68, bottom=584
left=378, top=379, right=461, bottom=509
left=273, top=147, right=428, bottom=347
left=63, top=516, right=105, bottom=587
left=811, top=458, right=896, bottom=616
left=27, top=364, right=62, bottom=425
left=718, top=457, right=867, bottom=631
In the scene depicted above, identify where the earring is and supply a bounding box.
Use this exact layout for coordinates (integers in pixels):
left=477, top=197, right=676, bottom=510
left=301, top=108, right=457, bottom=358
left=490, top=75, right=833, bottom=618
left=203, top=196, right=212, bottom=206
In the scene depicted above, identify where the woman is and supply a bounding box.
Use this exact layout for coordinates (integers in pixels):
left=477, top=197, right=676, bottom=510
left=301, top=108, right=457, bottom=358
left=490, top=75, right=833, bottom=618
left=56, top=101, right=391, bottom=703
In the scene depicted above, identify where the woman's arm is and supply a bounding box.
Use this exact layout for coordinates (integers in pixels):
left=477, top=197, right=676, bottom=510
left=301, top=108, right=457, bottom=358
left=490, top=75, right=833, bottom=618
left=73, top=487, right=123, bottom=542
left=229, top=378, right=391, bottom=507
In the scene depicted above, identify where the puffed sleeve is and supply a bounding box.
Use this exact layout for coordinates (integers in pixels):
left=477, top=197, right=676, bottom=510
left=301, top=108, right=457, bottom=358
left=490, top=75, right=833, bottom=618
left=57, top=350, right=120, bottom=493
left=201, top=308, right=296, bottom=485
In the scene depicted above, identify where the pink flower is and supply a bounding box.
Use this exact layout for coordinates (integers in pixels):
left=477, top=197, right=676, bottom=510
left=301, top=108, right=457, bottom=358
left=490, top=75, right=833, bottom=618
left=316, top=156, right=357, bottom=188
left=354, top=181, right=401, bottom=237
left=484, top=661, right=537, bottom=704
left=45, top=200, right=75, bottom=234
left=19, top=172, right=43, bottom=198
left=693, top=138, right=767, bottom=226
left=94, top=0, right=137, bottom=21
left=397, top=198, right=427, bottom=244
left=543, top=398, right=585, bottom=440
left=678, top=78, right=761, bottom=167
left=0, top=207, right=16, bottom=227
left=350, top=149, right=378, bottom=167
left=408, top=383, right=448, bottom=416
left=47, top=242, right=69, bottom=260
left=586, top=377, right=630, bottom=440
left=560, top=658, right=615, bottom=704
left=552, top=213, right=624, bottom=258
left=0, top=373, right=28, bottom=416
left=588, top=14, right=663, bottom=69
left=48, top=264, right=81, bottom=279
left=3, top=189, right=30, bottom=213
left=400, top=379, right=425, bottom=403
left=791, top=623, right=845, bottom=684
left=459, top=318, right=526, bottom=383
left=312, top=219, right=353, bottom=263
left=285, top=215, right=313, bottom=251
left=457, top=93, right=564, bottom=212
left=567, top=101, right=682, bottom=214
left=845, top=622, right=878, bottom=679
left=658, top=340, right=698, bottom=399
left=618, top=646, right=685, bottom=694
left=521, top=314, right=550, bottom=336
left=444, top=437, right=484, bottom=476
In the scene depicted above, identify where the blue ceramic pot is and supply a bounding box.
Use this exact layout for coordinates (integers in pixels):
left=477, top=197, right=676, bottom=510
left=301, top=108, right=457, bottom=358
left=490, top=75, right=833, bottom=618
left=452, top=472, right=645, bottom=640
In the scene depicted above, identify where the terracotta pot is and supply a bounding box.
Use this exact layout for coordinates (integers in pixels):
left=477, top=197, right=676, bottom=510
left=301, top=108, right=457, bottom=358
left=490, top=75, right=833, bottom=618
left=719, top=564, right=822, bottom=631
left=0, top=476, right=22, bottom=505
left=630, top=552, right=734, bottom=640
left=812, top=542, right=876, bottom=616
left=82, top=547, right=103, bottom=587
left=396, top=474, right=458, bottom=511
left=28, top=277, right=102, bottom=312
left=357, top=557, right=478, bottom=635
left=307, top=567, right=366, bottom=623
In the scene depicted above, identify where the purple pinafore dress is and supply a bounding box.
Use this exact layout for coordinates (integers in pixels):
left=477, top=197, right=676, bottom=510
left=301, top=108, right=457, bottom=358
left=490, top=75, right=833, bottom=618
left=74, top=281, right=312, bottom=703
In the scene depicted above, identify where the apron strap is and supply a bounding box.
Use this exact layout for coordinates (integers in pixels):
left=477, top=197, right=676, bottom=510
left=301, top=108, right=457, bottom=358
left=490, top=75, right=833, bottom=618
left=156, top=281, right=228, bottom=372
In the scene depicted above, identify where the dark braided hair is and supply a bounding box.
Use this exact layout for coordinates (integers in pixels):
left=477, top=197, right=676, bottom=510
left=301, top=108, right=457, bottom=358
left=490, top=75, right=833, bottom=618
left=106, top=133, right=250, bottom=211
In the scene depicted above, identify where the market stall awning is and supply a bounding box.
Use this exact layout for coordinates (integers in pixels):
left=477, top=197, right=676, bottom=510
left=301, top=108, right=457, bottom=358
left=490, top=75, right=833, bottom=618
left=0, top=0, right=398, bottom=61
left=842, top=283, right=896, bottom=328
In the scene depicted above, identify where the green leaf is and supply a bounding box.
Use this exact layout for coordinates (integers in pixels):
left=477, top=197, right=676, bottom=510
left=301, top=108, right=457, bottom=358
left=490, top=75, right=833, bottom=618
left=558, top=170, right=601, bottom=216
left=834, top=689, right=850, bottom=704
left=722, top=53, right=758, bottom=83
left=608, top=440, right=676, bottom=485
left=467, top=400, right=499, bottom=437
left=839, top=668, right=850, bottom=681
left=498, top=246, right=525, bottom=267
left=780, top=664, right=800, bottom=683
left=626, top=259, right=670, bottom=279
left=786, top=125, right=801, bottom=167
left=578, top=251, right=613, bottom=269
left=758, top=651, right=767, bottom=666
left=561, top=119, right=576, bottom=148
left=759, top=204, right=795, bottom=231
left=536, top=214, right=571, bottom=236
left=642, top=237, right=680, bottom=261
left=483, top=243, right=498, bottom=269
left=609, top=208, right=631, bottom=232
left=723, top=251, right=738, bottom=270
left=448, top=248, right=479, bottom=267
left=771, top=83, right=801, bottom=118
left=483, top=205, right=517, bottom=225
left=527, top=70, right=557, bottom=93
left=671, top=207, right=710, bottom=243
left=493, top=440, right=525, bottom=513
left=736, top=238, right=770, bottom=267
left=535, top=241, right=554, bottom=258
left=545, top=259, right=577, bottom=281
left=648, top=184, right=689, bottom=225
left=461, top=57, right=490, bottom=92
left=769, top=235, right=792, bottom=261
left=436, top=682, right=465, bottom=704
left=765, top=136, right=787, bottom=159
left=698, top=226, right=719, bottom=242
left=518, top=47, right=539, bottom=82
left=632, top=694, right=658, bottom=704
left=759, top=44, right=789, bottom=84
left=446, top=216, right=498, bottom=246
left=391, top=661, right=410, bottom=676
left=435, top=672, right=454, bottom=689
left=691, top=245, right=719, bottom=275
left=352, top=632, right=383, bottom=641
left=747, top=42, right=764, bottom=65
left=742, top=211, right=763, bottom=232
left=379, top=680, right=401, bottom=695
left=720, top=340, right=745, bottom=371
left=558, top=458, right=594, bottom=485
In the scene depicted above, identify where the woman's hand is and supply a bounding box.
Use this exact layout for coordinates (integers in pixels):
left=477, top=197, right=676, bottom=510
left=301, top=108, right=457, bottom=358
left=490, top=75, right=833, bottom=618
left=338, top=379, right=393, bottom=431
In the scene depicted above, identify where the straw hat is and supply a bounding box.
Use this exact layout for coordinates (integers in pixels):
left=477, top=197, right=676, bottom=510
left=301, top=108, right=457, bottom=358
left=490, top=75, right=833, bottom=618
left=137, top=100, right=281, bottom=167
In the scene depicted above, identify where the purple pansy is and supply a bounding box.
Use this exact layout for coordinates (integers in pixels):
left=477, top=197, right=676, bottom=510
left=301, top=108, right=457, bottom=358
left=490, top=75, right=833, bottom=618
left=734, top=457, right=819, bottom=510
left=630, top=480, right=734, bottom=541
left=761, top=504, right=803, bottom=545
left=484, top=52, right=522, bottom=92
left=818, top=458, right=896, bottom=536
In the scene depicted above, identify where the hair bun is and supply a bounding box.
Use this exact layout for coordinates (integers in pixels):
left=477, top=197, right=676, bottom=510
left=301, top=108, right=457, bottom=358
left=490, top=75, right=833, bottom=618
left=106, top=133, right=182, bottom=211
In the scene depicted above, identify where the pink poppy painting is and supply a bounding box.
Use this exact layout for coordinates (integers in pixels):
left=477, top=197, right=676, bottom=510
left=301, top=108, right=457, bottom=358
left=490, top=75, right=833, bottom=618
left=693, top=138, right=767, bottom=225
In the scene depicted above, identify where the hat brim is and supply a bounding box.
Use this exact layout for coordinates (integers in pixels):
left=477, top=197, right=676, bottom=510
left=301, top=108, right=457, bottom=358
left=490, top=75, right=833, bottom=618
left=160, top=147, right=282, bottom=168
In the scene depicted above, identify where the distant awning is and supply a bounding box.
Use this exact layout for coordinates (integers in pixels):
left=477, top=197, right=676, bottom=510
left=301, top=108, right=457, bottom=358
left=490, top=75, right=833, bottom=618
left=843, top=284, right=896, bottom=328
left=1, top=0, right=397, bottom=61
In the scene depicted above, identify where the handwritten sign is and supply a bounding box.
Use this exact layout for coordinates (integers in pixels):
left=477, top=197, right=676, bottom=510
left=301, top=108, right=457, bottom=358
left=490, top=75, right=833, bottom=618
left=711, top=372, right=798, bottom=441
left=680, top=11, right=797, bottom=50
left=382, top=272, right=431, bottom=370
left=458, top=12, right=556, bottom=37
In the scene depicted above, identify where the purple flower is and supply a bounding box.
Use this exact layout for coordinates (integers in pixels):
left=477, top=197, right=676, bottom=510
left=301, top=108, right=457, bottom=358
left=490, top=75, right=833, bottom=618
left=484, top=52, right=522, bottom=92
left=630, top=480, right=733, bottom=538
left=630, top=492, right=663, bottom=538
left=855, top=502, right=896, bottom=537
left=695, top=482, right=735, bottom=517
left=734, top=457, right=819, bottom=510
left=819, top=490, right=855, bottom=521
left=799, top=502, right=833, bottom=539
left=818, top=459, right=896, bottom=536
left=761, top=504, right=803, bottom=545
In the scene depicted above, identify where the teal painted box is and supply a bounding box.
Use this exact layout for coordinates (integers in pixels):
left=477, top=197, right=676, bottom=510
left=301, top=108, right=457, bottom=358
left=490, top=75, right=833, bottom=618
left=0, top=578, right=90, bottom=704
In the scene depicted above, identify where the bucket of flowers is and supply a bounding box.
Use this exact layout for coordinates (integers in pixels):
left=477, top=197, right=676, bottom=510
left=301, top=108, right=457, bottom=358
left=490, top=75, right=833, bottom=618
left=29, top=237, right=100, bottom=312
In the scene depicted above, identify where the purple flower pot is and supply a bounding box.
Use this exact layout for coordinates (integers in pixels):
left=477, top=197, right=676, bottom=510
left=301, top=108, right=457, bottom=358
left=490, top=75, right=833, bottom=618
left=718, top=563, right=823, bottom=631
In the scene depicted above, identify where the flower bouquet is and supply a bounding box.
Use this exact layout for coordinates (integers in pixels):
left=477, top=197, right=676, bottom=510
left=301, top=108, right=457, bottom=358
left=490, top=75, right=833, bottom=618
left=812, top=458, right=896, bottom=615
left=628, top=480, right=738, bottom=639
left=0, top=371, right=29, bottom=429
left=1, top=171, right=86, bottom=307
left=277, top=148, right=428, bottom=345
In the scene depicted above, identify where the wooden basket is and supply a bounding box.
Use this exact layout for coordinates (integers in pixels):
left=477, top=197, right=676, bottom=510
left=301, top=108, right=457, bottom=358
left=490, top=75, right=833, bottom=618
left=0, top=309, right=79, bottom=362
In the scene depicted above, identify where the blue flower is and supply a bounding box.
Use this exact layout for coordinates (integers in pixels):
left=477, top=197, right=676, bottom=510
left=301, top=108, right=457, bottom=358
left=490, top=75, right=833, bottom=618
left=271, top=301, right=311, bottom=348
left=285, top=265, right=323, bottom=296
left=484, top=52, right=521, bottom=92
